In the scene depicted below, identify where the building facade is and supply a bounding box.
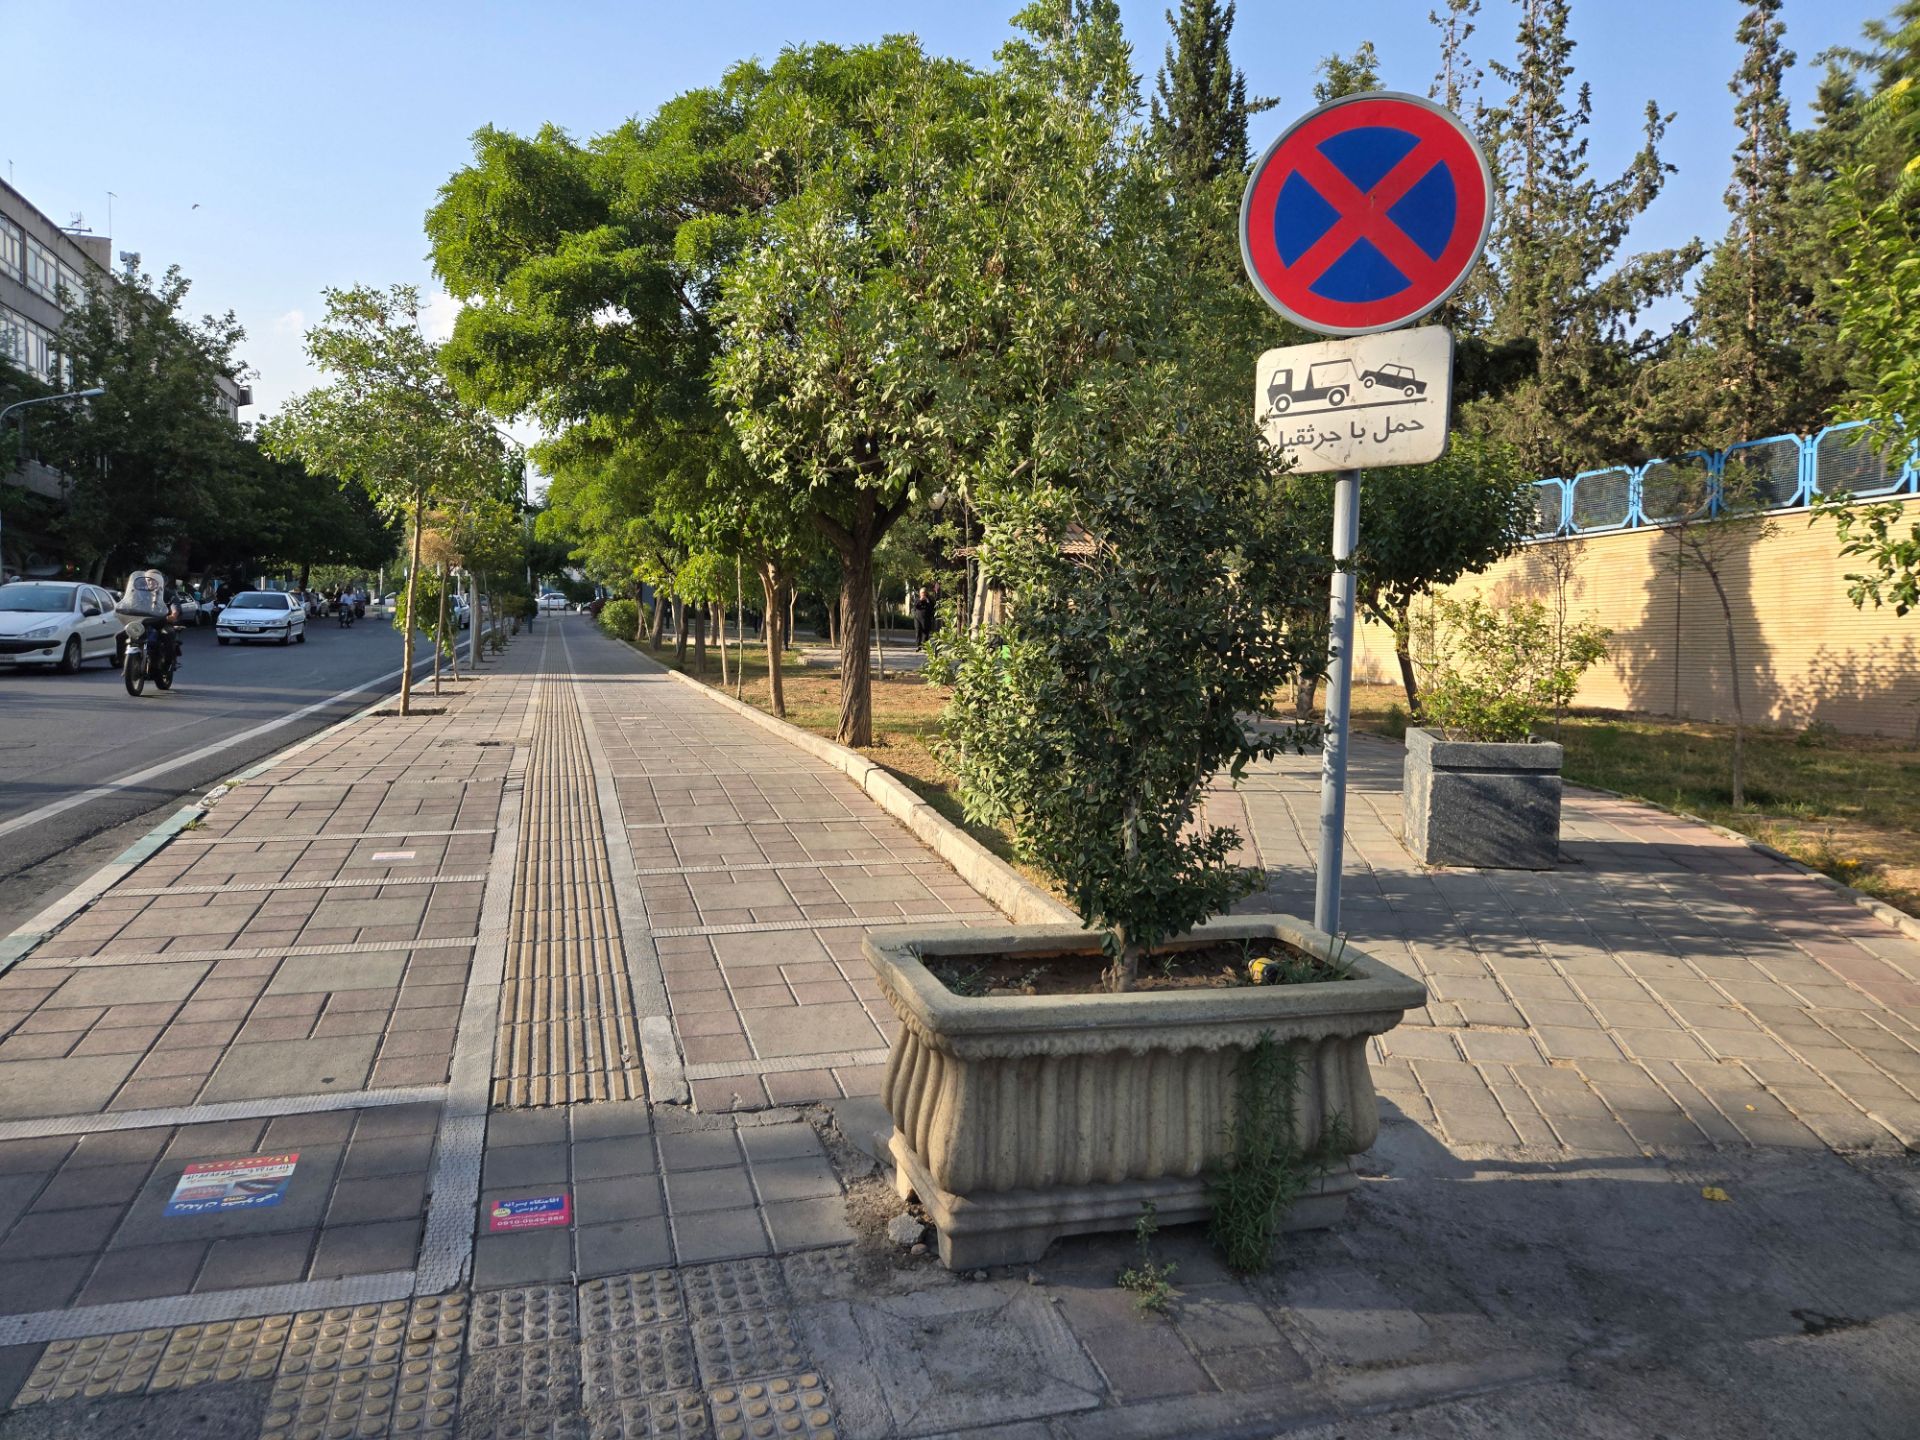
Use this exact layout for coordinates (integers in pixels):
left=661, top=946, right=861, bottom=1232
left=2, top=178, right=250, bottom=576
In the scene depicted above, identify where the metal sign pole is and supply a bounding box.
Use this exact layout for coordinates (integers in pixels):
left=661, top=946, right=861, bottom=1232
left=1314, top=468, right=1361, bottom=936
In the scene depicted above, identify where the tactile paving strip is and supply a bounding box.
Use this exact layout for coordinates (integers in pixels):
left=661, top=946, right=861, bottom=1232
left=580, top=1271, right=686, bottom=1335
left=582, top=1325, right=699, bottom=1405
left=588, top=1389, right=715, bottom=1439
left=14, top=1329, right=172, bottom=1405
left=262, top=1297, right=466, bottom=1440
left=149, top=1315, right=293, bottom=1390
left=689, top=1313, right=808, bottom=1386
left=471, top=1284, right=578, bottom=1350
left=708, top=1373, right=836, bottom=1440
left=679, top=1259, right=789, bottom=1321
left=493, top=679, right=648, bottom=1107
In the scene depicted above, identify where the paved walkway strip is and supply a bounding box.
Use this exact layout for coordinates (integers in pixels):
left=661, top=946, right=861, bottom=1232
left=1222, top=740, right=1920, bottom=1155
left=492, top=679, right=647, bottom=1108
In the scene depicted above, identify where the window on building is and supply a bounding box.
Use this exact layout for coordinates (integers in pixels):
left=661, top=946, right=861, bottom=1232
left=24, top=238, right=57, bottom=301
left=56, top=260, right=84, bottom=306
left=0, top=307, right=24, bottom=369
left=0, top=221, right=21, bottom=282
left=19, top=315, right=58, bottom=381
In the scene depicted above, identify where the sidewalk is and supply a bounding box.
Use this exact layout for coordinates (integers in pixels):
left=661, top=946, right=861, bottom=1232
left=0, top=617, right=1914, bottom=1439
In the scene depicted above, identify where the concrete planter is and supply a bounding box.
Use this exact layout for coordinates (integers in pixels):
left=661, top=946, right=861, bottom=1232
left=864, top=916, right=1426, bottom=1268
left=1403, top=726, right=1564, bottom=870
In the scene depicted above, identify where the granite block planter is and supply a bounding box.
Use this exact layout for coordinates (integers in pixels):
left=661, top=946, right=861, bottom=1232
left=863, top=916, right=1426, bottom=1269
left=1403, top=726, right=1564, bottom=870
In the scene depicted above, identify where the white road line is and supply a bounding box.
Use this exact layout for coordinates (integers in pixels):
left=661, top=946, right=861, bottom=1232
left=0, top=659, right=428, bottom=843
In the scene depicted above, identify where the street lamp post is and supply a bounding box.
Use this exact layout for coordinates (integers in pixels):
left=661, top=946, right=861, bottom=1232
left=0, top=386, right=106, bottom=578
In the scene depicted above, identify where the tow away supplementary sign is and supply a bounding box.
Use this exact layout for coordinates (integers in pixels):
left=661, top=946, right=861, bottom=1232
left=1257, top=327, right=1453, bottom=473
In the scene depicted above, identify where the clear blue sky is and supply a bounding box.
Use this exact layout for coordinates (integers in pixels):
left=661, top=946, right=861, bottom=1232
left=0, top=0, right=1886, bottom=422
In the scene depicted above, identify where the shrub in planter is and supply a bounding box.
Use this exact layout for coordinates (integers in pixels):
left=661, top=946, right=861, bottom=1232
left=867, top=422, right=1427, bottom=1269
left=1403, top=596, right=1609, bottom=868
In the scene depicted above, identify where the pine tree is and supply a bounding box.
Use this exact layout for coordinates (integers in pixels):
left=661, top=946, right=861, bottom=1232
left=1431, top=0, right=1483, bottom=118
left=1150, top=0, right=1266, bottom=189
left=1477, top=0, right=1702, bottom=477
left=1665, top=0, right=1815, bottom=444
left=1314, top=43, right=1380, bottom=104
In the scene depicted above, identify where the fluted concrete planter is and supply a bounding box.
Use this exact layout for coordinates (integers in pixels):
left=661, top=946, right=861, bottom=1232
left=864, top=915, right=1425, bottom=1268
left=1403, top=727, right=1564, bottom=870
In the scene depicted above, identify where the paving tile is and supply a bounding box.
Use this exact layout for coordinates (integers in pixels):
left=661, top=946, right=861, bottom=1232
left=0, top=1055, right=140, bottom=1119
left=657, top=1130, right=744, bottom=1173
left=672, top=1209, right=772, bottom=1265
left=578, top=1217, right=675, bottom=1277
left=689, top=1310, right=808, bottom=1384
left=470, top=1284, right=578, bottom=1350
left=762, top=1199, right=857, bottom=1253
left=580, top=1269, right=686, bottom=1335
left=572, top=1099, right=654, bottom=1141
left=309, top=1218, right=419, bottom=1277
left=198, top=1231, right=315, bottom=1291
left=680, top=1257, right=791, bottom=1320
left=573, top=1136, right=658, bottom=1181
left=200, top=1035, right=379, bottom=1102
left=582, top=1324, right=699, bottom=1404
left=459, top=1336, right=580, bottom=1417
left=737, top=1124, right=824, bottom=1165
left=475, top=1229, right=575, bottom=1288
left=483, top=1143, right=572, bottom=1190
left=577, top=1175, right=667, bottom=1224
left=665, top=1168, right=756, bottom=1215
left=76, top=1240, right=210, bottom=1305
left=748, top=1157, right=840, bottom=1204
left=739, top=1003, right=880, bottom=1059
left=584, top=1390, right=711, bottom=1439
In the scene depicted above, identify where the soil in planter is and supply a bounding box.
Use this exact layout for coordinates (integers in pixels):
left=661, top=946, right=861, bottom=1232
left=929, top=941, right=1355, bottom=997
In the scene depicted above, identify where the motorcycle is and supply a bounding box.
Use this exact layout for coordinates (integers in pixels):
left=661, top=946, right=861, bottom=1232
left=335, top=598, right=355, bottom=628
left=122, top=619, right=177, bottom=696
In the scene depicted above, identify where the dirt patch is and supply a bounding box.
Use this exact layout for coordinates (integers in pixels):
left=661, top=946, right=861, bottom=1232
left=805, top=1104, right=946, bottom=1283
left=925, top=941, right=1354, bottom=997
left=369, top=707, right=447, bottom=717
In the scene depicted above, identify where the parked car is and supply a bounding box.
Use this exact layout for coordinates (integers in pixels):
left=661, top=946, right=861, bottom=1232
left=0, top=580, right=127, bottom=672
left=168, top=590, right=207, bottom=627
left=538, top=590, right=569, bottom=611
left=216, top=591, right=306, bottom=646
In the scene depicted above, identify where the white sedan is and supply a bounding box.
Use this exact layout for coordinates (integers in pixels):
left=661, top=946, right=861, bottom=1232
left=538, top=591, right=569, bottom=611
left=216, top=591, right=306, bottom=646
left=0, top=580, right=126, bottom=672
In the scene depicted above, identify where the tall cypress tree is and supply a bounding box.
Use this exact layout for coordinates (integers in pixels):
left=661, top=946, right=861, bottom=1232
left=1150, top=0, right=1265, bottom=190
left=1477, top=0, right=1702, bottom=476
left=1661, top=0, right=1814, bottom=444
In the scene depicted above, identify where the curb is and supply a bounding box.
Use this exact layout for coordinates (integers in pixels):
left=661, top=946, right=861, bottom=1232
left=609, top=632, right=1081, bottom=930
left=0, top=650, right=446, bottom=979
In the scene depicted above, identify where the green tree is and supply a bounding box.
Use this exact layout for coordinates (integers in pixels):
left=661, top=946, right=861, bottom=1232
left=265, top=285, right=511, bottom=716
left=931, top=419, right=1322, bottom=992
left=39, top=259, right=250, bottom=580
left=1657, top=0, right=1825, bottom=445
left=1314, top=43, right=1379, bottom=103
left=1150, top=0, right=1266, bottom=189
left=1478, top=0, right=1702, bottom=476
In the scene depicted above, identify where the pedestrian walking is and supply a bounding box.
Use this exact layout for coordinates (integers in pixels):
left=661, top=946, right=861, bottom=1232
left=912, top=586, right=936, bottom=648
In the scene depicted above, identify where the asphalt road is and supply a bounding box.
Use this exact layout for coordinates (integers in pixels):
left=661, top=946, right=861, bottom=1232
left=0, top=610, right=445, bottom=938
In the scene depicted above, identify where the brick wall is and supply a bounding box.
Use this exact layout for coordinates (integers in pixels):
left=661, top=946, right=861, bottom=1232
left=1350, top=493, right=1920, bottom=741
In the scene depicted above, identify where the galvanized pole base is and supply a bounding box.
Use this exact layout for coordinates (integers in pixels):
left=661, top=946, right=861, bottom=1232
left=1314, top=470, right=1361, bottom=936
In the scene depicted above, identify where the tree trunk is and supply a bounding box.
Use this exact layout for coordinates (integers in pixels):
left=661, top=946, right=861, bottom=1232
left=672, top=597, right=687, bottom=667
left=1292, top=674, right=1320, bottom=721
left=873, top=581, right=886, bottom=680
left=298, top=560, right=311, bottom=591
left=649, top=592, right=667, bottom=650
left=837, top=543, right=875, bottom=746
left=1391, top=597, right=1420, bottom=719
left=735, top=558, right=745, bottom=701
left=1705, top=562, right=1747, bottom=809
left=399, top=493, right=424, bottom=717
left=761, top=563, right=787, bottom=719
left=714, top=602, right=728, bottom=686
left=693, top=604, right=706, bottom=676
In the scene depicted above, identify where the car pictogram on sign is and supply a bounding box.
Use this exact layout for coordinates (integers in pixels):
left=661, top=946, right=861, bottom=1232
left=1240, top=92, right=1493, bottom=336
left=1360, top=363, right=1426, bottom=397
left=1264, top=359, right=1428, bottom=417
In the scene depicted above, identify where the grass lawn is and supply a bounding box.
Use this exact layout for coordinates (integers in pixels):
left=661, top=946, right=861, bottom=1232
left=1344, top=681, right=1920, bottom=918
left=620, top=630, right=1058, bottom=892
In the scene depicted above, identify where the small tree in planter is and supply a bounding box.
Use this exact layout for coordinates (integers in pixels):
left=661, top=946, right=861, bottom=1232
left=870, top=420, right=1431, bottom=1269
left=1402, top=596, right=1609, bottom=869
left=930, top=422, right=1323, bottom=991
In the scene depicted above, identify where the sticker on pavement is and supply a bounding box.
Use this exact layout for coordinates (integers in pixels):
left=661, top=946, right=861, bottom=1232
left=164, top=1152, right=300, bottom=1216
left=488, top=1193, right=572, bottom=1232
left=370, top=850, right=416, bottom=862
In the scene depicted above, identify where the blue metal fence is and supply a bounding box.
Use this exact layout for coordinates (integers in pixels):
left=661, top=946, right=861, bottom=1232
left=1526, top=421, right=1920, bottom=540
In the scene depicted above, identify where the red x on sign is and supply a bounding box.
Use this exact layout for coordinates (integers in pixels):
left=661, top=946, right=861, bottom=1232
left=1240, top=92, right=1493, bottom=336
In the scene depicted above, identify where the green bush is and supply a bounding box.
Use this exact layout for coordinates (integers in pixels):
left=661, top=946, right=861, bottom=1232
left=598, top=598, right=639, bottom=642
left=930, top=421, right=1323, bottom=991
left=1414, top=597, right=1609, bottom=743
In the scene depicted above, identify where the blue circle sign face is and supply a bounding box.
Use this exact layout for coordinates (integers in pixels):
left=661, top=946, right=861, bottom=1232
left=1240, top=92, right=1493, bottom=336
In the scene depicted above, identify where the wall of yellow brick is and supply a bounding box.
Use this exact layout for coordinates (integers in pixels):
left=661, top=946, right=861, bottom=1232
left=1349, top=494, right=1920, bottom=741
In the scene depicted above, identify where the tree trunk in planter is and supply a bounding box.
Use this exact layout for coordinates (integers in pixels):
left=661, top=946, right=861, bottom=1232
left=865, top=916, right=1424, bottom=1269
